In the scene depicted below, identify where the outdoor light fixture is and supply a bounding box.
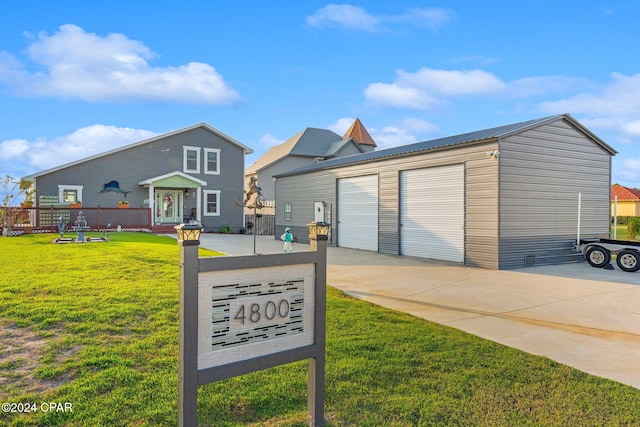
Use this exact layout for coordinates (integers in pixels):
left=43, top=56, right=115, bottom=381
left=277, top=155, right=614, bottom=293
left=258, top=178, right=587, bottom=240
left=315, top=222, right=330, bottom=241
left=175, top=223, right=202, bottom=245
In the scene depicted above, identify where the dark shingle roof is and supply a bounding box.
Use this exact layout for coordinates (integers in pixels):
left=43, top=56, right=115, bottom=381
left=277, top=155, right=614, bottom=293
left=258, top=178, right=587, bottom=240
left=276, top=114, right=615, bottom=177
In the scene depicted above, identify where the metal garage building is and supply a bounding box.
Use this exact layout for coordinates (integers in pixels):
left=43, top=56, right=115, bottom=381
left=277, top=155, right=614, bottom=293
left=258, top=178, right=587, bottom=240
left=274, top=114, right=616, bottom=269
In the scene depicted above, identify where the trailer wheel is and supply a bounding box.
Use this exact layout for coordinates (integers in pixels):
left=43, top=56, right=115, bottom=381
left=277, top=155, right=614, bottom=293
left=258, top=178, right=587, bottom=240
left=616, top=249, right=640, bottom=272
left=585, top=246, right=610, bottom=268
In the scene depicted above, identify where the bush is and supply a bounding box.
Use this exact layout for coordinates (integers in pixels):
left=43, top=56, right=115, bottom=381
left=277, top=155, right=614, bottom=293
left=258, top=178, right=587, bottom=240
left=218, top=225, right=232, bottom=234
left=627, top=217, right=640, bottom=239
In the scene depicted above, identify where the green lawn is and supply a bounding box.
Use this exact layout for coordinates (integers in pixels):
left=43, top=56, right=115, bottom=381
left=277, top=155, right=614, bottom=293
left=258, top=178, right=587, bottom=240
left=1, top=233, right=639, bottom=426
left=611, top=224, right=637, bottom=240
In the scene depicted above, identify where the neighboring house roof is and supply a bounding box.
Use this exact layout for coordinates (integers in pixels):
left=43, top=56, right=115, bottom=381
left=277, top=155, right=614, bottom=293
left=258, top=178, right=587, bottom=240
left=245, top=127, right=365, bottom=175
left=343, top=117, right=377, bottom=147
left=276, top=114, right=617, bottom=177
left=611, top=184, right=640, bottom=201
left=23, top=122, right=253, bottom=180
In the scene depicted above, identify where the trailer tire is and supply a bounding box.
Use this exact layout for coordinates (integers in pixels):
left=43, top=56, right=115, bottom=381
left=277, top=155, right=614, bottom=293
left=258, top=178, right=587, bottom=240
left=585, top=246, right=610, bottom=268
left=616, top=249, right=640, bottom=272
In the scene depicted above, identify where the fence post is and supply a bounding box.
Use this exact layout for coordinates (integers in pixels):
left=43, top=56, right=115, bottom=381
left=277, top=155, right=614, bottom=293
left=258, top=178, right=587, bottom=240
left=308, top=236, right=327, bottom=426
left=177, top=228, right=201, bottom=427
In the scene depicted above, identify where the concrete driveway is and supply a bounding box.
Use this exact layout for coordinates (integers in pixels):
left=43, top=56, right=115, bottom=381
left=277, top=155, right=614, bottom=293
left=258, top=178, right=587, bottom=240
left=196, top=233, right=640, bottom=389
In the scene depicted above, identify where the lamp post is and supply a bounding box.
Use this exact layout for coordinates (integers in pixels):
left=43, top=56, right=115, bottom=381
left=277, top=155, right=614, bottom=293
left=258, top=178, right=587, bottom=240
left=307, top=221, right=330, bottom=251
left=175, top=223, right=202, bottom=427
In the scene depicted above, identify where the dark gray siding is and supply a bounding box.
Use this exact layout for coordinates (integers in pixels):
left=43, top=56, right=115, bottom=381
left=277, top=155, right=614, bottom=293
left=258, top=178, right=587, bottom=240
left=498, top=119, right=611, bottom=268
left=34, top=127, right=245, bottom=232
left=276, top=142, right=500, bottom=268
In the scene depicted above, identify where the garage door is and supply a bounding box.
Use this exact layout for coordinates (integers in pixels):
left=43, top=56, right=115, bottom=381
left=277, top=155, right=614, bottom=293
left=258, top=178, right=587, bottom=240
left=400, top=165, right=464, bottom=262
left=337, top=175, right=378, bottom=251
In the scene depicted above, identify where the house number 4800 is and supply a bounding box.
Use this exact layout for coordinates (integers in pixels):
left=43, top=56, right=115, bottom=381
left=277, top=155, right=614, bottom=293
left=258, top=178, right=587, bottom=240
left=233, top=299, right=290, bottom=325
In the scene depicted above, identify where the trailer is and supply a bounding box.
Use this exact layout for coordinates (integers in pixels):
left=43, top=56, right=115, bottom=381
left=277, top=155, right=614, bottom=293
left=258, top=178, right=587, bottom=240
left=578, top=238, right=640, bottom=272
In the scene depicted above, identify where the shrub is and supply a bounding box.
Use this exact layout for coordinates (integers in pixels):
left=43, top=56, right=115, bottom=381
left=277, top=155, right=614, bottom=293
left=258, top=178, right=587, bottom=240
left=627, top=217, right=640, bottom=239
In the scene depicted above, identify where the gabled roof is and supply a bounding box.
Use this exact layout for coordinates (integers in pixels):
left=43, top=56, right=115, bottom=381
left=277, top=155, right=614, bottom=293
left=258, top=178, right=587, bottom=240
left=139, top=171, right=207, bottom=187
left=246, top=127, right=365, bottom=174
left=611, top=184, right=640, bottom=201
left=276, top=114, right=617, bottom=178
left=24, top=122, right=253, bottom=180
left=343, top=118, right=377, bottom=147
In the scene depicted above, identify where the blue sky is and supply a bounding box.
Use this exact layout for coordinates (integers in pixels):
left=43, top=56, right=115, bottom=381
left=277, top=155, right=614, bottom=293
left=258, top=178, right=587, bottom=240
left=2, top=1, right=640, bottom=187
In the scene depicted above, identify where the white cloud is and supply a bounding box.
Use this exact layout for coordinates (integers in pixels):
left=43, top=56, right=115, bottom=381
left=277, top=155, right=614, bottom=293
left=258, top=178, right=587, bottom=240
left=307, top=4, right=379, bottom=32
left=306, top=4, right=453, bottom=32
left=327, top=117, right=356, bottom=135
left=0, top=24, right=241, bottom=105
left=369, top=118, right=439, bottom=149
left=328, top=116, right=438, bottom=149
left=537, top=72, right=640, bottom=143
left=365, top=67, right=505, bottom=110
left=257, top=133, right=284, bottom=148
left=0, top=139, right=30, bottom=159
left=389, top=7, right=454, bottom=31
left=0, top=125, right=157, bottom=175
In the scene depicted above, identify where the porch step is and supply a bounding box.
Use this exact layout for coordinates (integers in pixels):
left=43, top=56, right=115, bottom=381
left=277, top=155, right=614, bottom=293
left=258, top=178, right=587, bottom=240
left=152, top=225, right=178, bottom=234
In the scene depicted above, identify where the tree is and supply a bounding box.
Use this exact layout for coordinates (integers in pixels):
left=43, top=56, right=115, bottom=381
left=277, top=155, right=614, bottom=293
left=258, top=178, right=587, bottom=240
left=1, top=175, right=29, bottom=236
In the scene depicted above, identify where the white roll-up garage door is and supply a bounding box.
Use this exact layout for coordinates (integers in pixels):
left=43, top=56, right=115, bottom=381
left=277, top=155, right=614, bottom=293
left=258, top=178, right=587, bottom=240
left=400, top=165, right=464, bottom=262
left=337, top=175, right=378, bottom=251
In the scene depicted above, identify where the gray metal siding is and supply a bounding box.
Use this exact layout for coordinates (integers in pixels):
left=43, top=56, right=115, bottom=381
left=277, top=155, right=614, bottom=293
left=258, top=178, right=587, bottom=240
left=34, top=127, right=246, bottom=231
left=275, top=170, right=337, bottom=242
left=276, top=143, right=500, bottom=267
left=498, top=120, right=611, bottom=268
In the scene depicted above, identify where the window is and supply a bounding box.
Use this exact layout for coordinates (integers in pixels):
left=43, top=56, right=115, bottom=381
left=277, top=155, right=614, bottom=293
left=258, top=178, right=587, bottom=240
left=58, top=185, right=83, bottom=204
left=183, top=146, right=201, bottom=173
left=203, top=190, right=221, bottom=216
left=204, top=148, right=220, bottom=175
left=284, top=202, right=292, bottom=221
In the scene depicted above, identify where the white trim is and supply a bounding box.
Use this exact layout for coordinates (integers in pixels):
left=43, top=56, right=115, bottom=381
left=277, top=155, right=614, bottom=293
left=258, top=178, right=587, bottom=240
left=138, top=171, right=207, bottom=186
left=204, top=148, right=221, bottom=175
left=183, top=146, right=201, bottom=174
left=203, top=190, right=221, bottom=216
left=58, top=185, right=83, bottom=204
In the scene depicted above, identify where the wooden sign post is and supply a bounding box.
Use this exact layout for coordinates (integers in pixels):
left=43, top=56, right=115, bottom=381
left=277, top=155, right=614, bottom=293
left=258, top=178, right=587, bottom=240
left=177, top=225, right=328, bottom=426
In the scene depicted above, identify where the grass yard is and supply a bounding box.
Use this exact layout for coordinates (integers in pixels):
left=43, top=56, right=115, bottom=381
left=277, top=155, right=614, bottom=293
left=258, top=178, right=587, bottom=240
left=1, top=233, right=640, bottom=426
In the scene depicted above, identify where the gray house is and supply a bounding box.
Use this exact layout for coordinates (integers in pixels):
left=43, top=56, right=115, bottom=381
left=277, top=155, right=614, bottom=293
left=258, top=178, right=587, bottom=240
left=274, top=114, right=616, bottom=269
left=245, top=118, right=376, bottom=201
left=24, top=123, right=253, bottom=232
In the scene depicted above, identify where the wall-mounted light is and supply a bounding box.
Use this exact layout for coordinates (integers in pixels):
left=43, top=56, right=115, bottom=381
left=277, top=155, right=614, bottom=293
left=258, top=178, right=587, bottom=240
left=486, top=150, right=500, bottom=160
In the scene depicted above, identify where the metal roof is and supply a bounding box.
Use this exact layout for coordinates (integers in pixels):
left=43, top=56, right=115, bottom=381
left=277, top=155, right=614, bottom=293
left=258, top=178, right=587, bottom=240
left=276, top=114, right=616, bottom=177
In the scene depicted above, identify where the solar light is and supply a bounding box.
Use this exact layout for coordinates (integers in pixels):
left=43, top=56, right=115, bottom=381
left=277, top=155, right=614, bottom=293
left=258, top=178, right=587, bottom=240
left=175, top=223, right=202, bottom=245
left=315, top=222, right=330, bottom=241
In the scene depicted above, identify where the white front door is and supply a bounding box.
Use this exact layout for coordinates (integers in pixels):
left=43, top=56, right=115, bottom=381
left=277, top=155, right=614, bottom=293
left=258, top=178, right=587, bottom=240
left=155, top=190, right=183, bottom=223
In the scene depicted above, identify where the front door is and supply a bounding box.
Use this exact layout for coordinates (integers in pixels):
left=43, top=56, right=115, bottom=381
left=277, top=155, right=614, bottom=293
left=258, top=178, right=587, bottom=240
left=155, top=190, right=183, bottom=223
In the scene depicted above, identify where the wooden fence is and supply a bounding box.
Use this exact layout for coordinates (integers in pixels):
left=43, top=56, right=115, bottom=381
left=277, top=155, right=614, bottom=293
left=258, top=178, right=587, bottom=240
left=244, top=200, right=275, bottom=236
left=2, top=206, right=152, bottom=232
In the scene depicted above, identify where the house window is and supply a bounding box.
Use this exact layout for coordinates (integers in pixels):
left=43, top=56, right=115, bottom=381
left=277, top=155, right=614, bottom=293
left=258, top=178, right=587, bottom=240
left=203, top=190, right=221, bottom=216
left=183, top=146, right=201, bottom=173
left=204, top=148, right=220, bottom=175
left=284, top=202, right=292, bottom=221
left=58, top=185, right=83, bottom=204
